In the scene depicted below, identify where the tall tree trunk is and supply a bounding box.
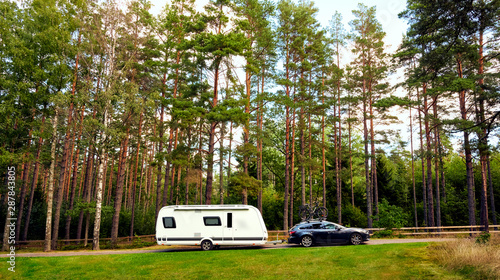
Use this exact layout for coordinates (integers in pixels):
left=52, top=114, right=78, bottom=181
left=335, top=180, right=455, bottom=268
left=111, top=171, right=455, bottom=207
left=284, top=89, right=290, bottom=230
left=130, top=110, right=144, bottom=239
left=205, top=59, right=220, bottom=204
left=145, top=137, right=154, bottom=208
left=164, top=129, right=175, bottom=204
left=124, top=155, right=131, bottom=209
left=290, top=105, right=296, bottom=228
left=92, top=154, right=106, bottom=250
left=15, top=156, right=31, bottom=242
left=257, top=69, right=265, bottom=212
left=432, top=97, right=441, bottom=229
left=77, top=147, right=93, bottom=242
left=227, top=121, right=233, bottom=185
left=300, top=106, right=305, bottom=207
left=170, top=129, right=181, bottom=202
left=417, top=86, right=428, bottom=227
left=321, top=78, right=327, bottom=207
left=487, top=158, right=497, bottom=227
left=176, top=165, right=182, bottom=204
left=107, top=157, right=115, bottom=206
left=363, top=79, right=372, bottom=228
left=110, top=127, right=130, bottom=246
left=336, top=42, right=343, bottom=223
left=477, top=27, right=489, bottom=232
left=457, top=55, right=476, bottom=227
left=409, top=93, right=418, bottom=228
left=185, top=144, right=191, bottom=205
left=206, top=121, right=216, bottom=205
left=283, top=38, right=291, bottom=230
left=64, top=106, right=85, bottom=242
left=155, top=76, right=166, bottom=219
left=348, top=85, right=354, bottom=207
left=23, top=115, right=45, bottom=241
left=423, top=89, right=435, bottom=228
left=51, top=134, right=71, bottom=250
left=44, top=109, right=59, bottom=252
left=184, top=167, right=189, bottom=205
left=93, top=101, right=110, bottom=250
left=369, top=80, right=378, bottom=220
left=220, top=120, right=225, bottom=205
left=244, top=60, right=251, bottom=178
left=308, top=113, right=313, bottom=206
left=138, top=149, right=146, bottom=207
left=198, top=121, right=203, bottom=204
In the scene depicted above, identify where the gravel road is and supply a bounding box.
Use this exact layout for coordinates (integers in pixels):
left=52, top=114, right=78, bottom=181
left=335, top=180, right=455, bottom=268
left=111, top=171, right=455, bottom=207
left=5, top=238, right=455, bottom=258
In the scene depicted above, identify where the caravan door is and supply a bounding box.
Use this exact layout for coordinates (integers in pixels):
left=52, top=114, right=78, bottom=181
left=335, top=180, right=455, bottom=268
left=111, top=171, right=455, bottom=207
left=223, top=212, right=234, bottom=242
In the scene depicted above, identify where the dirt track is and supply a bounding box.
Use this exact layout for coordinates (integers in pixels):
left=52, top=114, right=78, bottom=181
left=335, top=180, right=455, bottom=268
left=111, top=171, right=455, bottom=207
left=4, top=238, right=455, bottom=258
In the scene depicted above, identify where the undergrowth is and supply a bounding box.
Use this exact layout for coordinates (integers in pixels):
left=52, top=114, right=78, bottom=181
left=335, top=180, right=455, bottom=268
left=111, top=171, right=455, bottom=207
left=429, top=233, right=500, bottom=279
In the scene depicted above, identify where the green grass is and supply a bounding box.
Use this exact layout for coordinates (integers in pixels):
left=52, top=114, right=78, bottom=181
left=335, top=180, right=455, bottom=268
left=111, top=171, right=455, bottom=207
left=1, top=243, right=465, bottom=280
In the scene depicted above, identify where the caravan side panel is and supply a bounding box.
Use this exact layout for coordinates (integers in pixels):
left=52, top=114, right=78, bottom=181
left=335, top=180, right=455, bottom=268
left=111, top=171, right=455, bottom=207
left=232, top=207, right=268, bottom=245
left=155, top=205, right=268, bottom=247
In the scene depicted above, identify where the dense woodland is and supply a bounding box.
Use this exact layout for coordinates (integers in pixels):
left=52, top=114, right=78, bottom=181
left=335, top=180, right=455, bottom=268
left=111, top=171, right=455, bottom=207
left=1, top=0, right=499, bottom=251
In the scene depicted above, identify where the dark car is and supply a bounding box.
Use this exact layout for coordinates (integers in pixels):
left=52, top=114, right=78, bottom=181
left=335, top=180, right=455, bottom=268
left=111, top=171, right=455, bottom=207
left=288, top=221, right=370, bottom=247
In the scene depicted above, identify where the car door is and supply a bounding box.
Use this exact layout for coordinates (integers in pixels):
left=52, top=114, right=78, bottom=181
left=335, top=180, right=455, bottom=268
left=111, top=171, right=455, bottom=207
left=311, top=223, right=328, bottom=243
left=325, top=223, right=344, bottom=243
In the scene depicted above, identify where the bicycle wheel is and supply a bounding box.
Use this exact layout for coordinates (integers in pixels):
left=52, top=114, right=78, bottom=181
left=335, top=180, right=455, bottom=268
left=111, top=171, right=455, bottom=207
left=316, top=207, right=328, bottom=220
left=299, top=205, right=310, bottom=221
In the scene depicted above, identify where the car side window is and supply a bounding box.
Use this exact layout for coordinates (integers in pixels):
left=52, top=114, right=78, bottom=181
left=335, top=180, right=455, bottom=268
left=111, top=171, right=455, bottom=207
left=324, top=224, right=336, bottom=229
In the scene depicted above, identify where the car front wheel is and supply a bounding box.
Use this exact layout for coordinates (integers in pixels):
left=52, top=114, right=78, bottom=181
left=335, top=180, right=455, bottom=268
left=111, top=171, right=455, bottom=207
left=301, top=235, right=313, bottom=247
left=350, top=233, right=362, bottom=245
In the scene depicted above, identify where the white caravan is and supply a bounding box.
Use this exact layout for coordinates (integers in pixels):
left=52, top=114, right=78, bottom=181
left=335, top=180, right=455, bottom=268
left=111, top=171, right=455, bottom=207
left=156, top=204, right=268, bottom=250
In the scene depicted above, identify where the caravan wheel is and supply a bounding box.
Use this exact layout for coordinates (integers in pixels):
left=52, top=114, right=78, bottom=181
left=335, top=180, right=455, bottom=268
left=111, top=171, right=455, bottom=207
left=201, top=240, right=213, bottom=251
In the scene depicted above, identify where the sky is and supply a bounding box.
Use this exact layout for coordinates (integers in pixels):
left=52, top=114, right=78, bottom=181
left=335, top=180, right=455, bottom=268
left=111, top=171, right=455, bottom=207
left=148, top=0, right=409, bottom=52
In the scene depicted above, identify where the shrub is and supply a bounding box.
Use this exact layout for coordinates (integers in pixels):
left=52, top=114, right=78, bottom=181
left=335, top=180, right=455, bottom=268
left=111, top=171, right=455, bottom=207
left=342, top=204, right=368, bottom=228
left=475, top=232, right=491, bottom=245
left=372, top=199, right=408, bottom=229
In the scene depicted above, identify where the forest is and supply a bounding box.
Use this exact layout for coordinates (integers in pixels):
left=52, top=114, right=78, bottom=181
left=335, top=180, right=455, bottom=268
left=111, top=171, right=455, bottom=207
left=0, top=0, right=499, bottom=252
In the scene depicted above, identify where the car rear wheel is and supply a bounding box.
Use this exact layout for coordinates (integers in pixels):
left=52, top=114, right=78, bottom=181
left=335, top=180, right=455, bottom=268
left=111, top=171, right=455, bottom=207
left=201, top=240, right=213, bottom=251
left=301, top=235, right=313, bottom=247
left=350, top=233, right=362, bottom=245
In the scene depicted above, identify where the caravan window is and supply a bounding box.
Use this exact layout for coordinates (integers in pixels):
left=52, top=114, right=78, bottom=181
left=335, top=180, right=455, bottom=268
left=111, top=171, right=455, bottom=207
left=203, top=216, right=221, bottom=226
left=163, top=217, right=176, bottom=228
left=227, top=213, right=233, bottom=228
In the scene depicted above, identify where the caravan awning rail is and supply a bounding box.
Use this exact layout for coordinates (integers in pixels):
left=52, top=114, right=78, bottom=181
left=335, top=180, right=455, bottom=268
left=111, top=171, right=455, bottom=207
left=170, top=205, right=253, bottom=211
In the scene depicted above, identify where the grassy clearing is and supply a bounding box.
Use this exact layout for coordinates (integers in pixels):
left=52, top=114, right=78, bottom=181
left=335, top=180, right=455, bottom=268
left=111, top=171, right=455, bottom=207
left=1, top=243, right=465, bottom=280
left=430, top=234, right=500, bottom=279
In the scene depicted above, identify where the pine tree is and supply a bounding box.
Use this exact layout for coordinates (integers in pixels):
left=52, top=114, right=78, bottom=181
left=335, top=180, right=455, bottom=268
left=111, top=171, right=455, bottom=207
left=198, top=0, right=248, bottom=204
left=350, top=3, right=390, bottom=227
left=329, top=10, right=347, bottom=223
